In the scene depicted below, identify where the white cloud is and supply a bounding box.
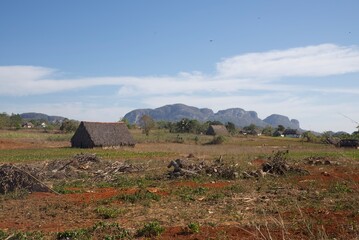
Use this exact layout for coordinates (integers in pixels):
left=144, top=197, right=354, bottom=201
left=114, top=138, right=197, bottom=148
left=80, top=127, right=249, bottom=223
left=1, top=44, right=359, bottom=96
left=1, top=44, right=359, bottom=132
left=216, top=44, right=359, bottom=78
left=0, top=65, right=55, bottom=82
left=0, top=102, right=133, bottom=122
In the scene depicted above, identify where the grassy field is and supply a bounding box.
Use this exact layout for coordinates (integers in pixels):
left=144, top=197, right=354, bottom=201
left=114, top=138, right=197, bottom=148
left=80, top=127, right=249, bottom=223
left=0, top=129, right=358, bottom=239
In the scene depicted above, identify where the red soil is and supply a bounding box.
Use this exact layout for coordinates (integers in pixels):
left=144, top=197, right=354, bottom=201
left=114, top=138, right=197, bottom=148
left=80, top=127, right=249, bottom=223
left=296, top=165, right=359, bottom=188
left=251, top=158, right=267, bottom=167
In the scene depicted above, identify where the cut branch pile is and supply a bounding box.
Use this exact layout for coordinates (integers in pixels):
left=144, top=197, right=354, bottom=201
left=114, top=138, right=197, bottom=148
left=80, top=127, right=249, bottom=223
left=262, top=150, right=309, bottom=176
left=0, top=153, right=144, bottom=193
left=0, top=164, right=52, bottom=194
left=38, top=153, right=143, bottom=180
left=167, top=157, right=239, bottom=179
left=242, top=150, right=309, bottom=179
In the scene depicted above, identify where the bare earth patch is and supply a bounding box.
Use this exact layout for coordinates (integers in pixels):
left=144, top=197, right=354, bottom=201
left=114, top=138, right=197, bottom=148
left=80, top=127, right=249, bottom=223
left=0, top=132, right=359, bottom=239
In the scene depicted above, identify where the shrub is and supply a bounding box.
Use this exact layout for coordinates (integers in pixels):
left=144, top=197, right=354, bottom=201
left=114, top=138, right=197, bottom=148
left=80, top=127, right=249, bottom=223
left=136, top=221, right=165, bottom=237
left=210, top=135, right=226, bottom=144
left=187, top=222, right=200, bottom=233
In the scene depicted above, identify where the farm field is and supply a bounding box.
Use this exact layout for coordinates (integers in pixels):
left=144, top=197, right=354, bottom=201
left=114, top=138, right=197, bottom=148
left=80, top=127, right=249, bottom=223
left=0, top=129, right=359, bottom=239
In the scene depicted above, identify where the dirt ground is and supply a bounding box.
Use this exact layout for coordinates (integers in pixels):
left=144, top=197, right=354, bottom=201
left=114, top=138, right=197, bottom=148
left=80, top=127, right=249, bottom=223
left=0, top=133, right=359, bottom=239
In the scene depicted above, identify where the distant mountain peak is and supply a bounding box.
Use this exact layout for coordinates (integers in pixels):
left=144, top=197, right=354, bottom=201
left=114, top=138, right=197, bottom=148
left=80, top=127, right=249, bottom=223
left=124, top=104, right=300, bottom=129
left=263, top=114, right=300, bottom=129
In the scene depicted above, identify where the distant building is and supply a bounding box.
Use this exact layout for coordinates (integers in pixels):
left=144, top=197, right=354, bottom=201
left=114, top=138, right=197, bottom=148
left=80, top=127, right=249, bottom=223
left=249, top=129, right=262, bottom=136
left=22, top=122, right=34, bottom=128
left=273, top=130, right=284, bottom=137
left=240, top=129, right=261, bottom=136
left=71, top=121, right=136, bottom=148
left=283, top=129, right=301, bottom=138
left=206, top=125, right=229, bottom=136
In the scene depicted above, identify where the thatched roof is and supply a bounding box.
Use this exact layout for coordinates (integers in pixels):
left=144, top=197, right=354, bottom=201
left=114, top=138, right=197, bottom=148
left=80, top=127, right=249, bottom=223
left=71, top=121, right=136, bottom=148
left=206, top=125, right=229, bottom=136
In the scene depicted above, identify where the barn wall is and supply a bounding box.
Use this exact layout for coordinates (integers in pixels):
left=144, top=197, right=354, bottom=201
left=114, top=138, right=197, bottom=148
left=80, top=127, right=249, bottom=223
left=71, top=124, right=95, bottom=148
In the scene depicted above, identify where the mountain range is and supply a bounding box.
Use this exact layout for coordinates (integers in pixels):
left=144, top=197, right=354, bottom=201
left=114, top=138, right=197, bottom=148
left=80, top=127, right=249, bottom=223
left=20, top=112, right=66, bottom=123
left=124, top=104, right=300, bottom=129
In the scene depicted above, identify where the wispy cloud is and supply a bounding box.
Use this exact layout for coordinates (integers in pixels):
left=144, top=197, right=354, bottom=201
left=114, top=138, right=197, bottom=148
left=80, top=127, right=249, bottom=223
left=1, top=44, right=359, bottom=96
left=1, top=44, right=359, bottom=132
left=216, top=44, right=359, bottom=78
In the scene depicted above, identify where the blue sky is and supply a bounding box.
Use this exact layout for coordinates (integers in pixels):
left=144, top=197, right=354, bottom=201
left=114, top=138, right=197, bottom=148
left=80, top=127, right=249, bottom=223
left=1, top=1, right=359, bottom=132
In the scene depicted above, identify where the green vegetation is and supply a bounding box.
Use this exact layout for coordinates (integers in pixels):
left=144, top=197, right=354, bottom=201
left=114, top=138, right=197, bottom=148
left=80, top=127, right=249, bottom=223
left=136, top=221, right=165, bottom=237
left=1, top=127, right=359, bottom=239
left=0, top=113, right=22, bottom=129
left=59, top=119, right=79, bottom=133
left=0, top=130, right=54, bottom=139
left=210, top=135, right=226, bottom=144
left=187, top=222, right=201, bottom=233
left=328, top=182, right=353, bottom=194
left=52, top=181, right=87, bottom=194
left=175, top=187, right=208, bottom=201
left=139, top=115, right=156, bottom=136
left=117, top=189, right=160, bottom=204
left=96, top=206, right=124, bottom=219
left=56, top=222, right=131, bottom=240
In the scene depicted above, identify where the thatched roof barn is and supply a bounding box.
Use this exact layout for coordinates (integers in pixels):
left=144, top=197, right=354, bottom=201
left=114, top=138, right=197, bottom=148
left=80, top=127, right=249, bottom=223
left=71, top=121, right=136, bottom=148
left=206, top=125, right=229, bottom=136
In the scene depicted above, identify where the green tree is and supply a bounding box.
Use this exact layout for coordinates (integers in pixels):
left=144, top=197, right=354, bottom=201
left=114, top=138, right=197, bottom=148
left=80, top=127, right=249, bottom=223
left=121, top=117, right=132, bottom=129
left=156, top=121, right=174, bottom=131
left=9, top=114, right=22, bottom=129
left=262, top=126, right=273, bottom=136
left=206, top=120, right=223, bottom=126
left=277, top=125, right=285, bottom=132
left=0, top=113, right=10, bottom=129
left=225, top=122, right=237, bottom=135
left=175, top=118, right=202, bottom=134
left=243, top=124, right=257, bottom=132
left=139, top=115, right=156, bottom=136
left=60, top=119, right=79, bottom=133
left=302, top=131, right=319, bottom=143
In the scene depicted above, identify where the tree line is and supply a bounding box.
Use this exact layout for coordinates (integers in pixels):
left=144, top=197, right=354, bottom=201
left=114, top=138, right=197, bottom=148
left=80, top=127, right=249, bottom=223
left=0, top=112, right=79, bottom=132
left=125, top=115, right=359, bottom=142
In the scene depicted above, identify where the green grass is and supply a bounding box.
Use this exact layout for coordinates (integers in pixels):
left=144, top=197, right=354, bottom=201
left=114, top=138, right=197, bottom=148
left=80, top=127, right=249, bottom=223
left=131, top=129, right=213, bottom=144
left=95, top=206, right=125, bottom=219
left=0, top=148, right=174, bottom=163
left=0, top=130, right=73, bottom=140
left=117, top=188, right=160, bottom=204
left=174, top=187, right=208, bottom=201
left=46, top=134, right=73, bottom=141
left=0, top=130, right=49, bottom=139
left=56, top=222, right=131, bottom=240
